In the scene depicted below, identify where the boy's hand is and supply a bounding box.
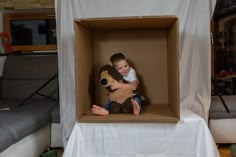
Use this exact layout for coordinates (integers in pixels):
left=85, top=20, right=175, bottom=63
left=105, top=89, right=110, bottom=96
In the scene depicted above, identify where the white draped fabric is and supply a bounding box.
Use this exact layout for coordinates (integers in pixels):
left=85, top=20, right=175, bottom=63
left=55, top=0, right=218, bottom=155
left=63, top=110, right=219, bottom=157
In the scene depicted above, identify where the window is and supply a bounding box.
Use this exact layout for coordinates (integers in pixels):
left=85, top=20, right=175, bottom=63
left=3, top=12, right=57, bottom=52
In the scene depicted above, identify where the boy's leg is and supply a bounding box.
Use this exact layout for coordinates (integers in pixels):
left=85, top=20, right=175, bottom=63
left=92, top=105, right=109, bottom=115
left=109, top=102, right=121, bottom=114
left=103, top=99, right=111, bottom=110
left=132, top=96, right=142, bottom=115
left=120, top=98, right=133, bottom=113
left=92, top=99, right=110, bottom=116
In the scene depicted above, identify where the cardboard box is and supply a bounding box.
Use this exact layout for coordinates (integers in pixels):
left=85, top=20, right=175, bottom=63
left=74, top=16, right=179, bottom=122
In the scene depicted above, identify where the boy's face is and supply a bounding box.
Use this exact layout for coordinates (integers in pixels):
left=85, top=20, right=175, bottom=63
left=114, top=59, right=130, bottom=76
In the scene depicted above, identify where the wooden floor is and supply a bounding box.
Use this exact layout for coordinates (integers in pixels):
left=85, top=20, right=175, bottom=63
left=218, top=144, right=234, bottom=157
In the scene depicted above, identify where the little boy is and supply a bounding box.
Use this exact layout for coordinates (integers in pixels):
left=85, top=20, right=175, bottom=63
left=92, top=53, right=142, bottom=115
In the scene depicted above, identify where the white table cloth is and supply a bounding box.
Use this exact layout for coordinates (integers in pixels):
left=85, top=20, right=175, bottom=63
left=63, top=109, right=219, bottom=157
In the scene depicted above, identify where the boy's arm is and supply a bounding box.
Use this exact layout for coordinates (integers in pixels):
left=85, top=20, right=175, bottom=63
left=111, top=68, right=139, bottom=91
left=111, top=80, right=138, bottom=91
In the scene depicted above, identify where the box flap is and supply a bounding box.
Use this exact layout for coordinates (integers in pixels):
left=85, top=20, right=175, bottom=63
left=75, top=16, right=178, bottom=30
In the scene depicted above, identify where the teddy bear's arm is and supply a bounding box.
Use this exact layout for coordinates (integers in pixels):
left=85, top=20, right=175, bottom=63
left=109, top=88, right=133, bottom=104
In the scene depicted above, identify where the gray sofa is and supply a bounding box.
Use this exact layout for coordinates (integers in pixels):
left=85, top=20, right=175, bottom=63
left=209, top=95, right=236, bottom=143
left=0, top=54, right=60, bottom=155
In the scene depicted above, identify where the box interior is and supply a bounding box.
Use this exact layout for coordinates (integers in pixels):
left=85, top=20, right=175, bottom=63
left=74, top=17, right=179, bottom=122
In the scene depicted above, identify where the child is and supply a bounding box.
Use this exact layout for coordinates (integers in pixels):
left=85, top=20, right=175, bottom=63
left=92, top=53, right=142, bottom=115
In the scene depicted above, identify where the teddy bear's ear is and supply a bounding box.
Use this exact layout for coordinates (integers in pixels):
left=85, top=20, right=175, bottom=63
left=101, top=71, right=108, bottom=77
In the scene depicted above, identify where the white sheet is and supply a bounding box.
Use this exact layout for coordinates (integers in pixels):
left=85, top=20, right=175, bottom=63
left=55, top=0, right=217, bottom=151
left=63, top=109, right=219, bottom=157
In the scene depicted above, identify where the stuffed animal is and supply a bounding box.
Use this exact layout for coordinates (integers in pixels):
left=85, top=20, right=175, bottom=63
left=99, top=64, right=134, bottom=114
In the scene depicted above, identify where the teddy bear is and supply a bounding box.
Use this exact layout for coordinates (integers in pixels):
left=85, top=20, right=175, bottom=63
left=99, top=64, right=134, bottom=114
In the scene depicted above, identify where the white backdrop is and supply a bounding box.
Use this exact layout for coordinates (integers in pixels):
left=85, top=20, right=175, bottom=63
left=55, top=0, right=216, bottom=147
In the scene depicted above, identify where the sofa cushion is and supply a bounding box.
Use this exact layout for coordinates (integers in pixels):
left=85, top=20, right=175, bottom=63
left=0, top=55, right=58, bottom=100
left=0, top=100, right=19, bottom=110
left=1, top=79, right=58, bottom=100
left=0, top=100, right=57, bottom=153
left=209, top=96, right=236, bottom=119
left=0, top=128, right=15, bottom=152
left=2, top=55, right=57, bottom=79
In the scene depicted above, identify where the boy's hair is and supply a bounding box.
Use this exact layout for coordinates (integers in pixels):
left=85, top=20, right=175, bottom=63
left=110, top=53, right=127, bottom=65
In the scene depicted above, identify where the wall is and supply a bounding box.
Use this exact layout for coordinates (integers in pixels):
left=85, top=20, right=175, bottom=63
left=0, top=0, right=54, bottom=10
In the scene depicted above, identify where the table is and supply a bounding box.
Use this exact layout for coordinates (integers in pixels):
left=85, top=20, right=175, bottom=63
left=63, top=109, right=220, bottom=157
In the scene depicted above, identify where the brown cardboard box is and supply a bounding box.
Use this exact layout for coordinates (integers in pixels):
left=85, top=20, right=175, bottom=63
left=74, top=16, right=179, bottom=122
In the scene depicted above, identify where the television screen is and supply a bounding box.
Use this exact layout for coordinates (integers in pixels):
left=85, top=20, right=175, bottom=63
left=10, top=19, right=56, bottom=45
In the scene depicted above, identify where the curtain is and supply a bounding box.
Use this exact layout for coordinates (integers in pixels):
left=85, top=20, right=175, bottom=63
left=55, top=0, right=216, bottom=147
